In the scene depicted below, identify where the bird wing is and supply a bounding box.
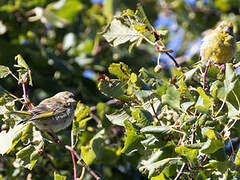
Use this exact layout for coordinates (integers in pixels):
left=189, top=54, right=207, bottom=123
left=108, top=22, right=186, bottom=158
left=28, top=102, right=67, bottom=121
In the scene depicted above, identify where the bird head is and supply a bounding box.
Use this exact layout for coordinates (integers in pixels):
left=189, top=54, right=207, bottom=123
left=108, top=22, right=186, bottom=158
left=54, top=91, right=76, bottom=104
left=216, top=21, right=234, bottom=35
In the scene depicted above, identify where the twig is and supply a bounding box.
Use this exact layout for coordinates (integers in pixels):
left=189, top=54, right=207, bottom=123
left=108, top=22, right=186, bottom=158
left=21, top=72, right=30, bottom=110
left=90, top=113, right=102, bottom=127
left=174, top=162, right=186, bottom=180
left=79, top=167, right=86, bottom=180
left=71, top=133, right=78, bottom=180
left=148, top=98, right=162, bottom=126
left=165, top=51, right=180, bottom=68
left=48, top=132, right=102, bottom=180
left=202, top=60, right=210, bottom=90
left=71, top=152, right=77, bottom=180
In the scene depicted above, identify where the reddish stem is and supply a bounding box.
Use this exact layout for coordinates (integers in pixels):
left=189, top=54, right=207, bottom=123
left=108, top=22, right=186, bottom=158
left=21, top=72, right=29, bottom=110
left=71, top=152, right=77, bottom=180
left=48, top=132, right=101, bottom=180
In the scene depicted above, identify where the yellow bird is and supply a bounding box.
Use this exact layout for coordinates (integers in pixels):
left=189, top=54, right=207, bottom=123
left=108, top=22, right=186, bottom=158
left=200, top=21, right=237, bottom=89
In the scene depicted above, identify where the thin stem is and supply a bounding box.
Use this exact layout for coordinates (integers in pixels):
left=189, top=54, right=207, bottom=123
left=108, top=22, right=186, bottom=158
left=165, top=51, right=180, bottom=68
left=203, top=60, right=210, bottom=90
left=47, top=132, right=101, bottom=180
left=21, top=72, right=29, bottom=110
left=71, top=152, right=77, bottom=180
left=174, top=162, right=186, bottom=180
left=90, top=113, right=102, bottom=127
left=9, top=71, right=19, bottom=81
left=71, top=133, right=77, bottom=180
left=79, top=167, right=86, bottom=180
left=148, top=98, right=162, bottom=126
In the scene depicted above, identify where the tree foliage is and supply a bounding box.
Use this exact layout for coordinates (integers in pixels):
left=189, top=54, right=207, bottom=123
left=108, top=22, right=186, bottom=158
left=1, top=0, right=240, bottom=180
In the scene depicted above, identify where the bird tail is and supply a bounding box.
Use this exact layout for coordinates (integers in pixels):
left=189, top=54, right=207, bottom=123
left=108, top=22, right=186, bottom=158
left=6, top=111, right=32, bottom=125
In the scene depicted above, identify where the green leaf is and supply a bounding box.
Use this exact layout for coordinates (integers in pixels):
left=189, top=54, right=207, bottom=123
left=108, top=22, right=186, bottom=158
left=14, top=54, right=29, bottom=70
left=141, top=134, right=167, bottom=149
left=102, top=19, right=142, bottom=47
left=48, top=0, right=83, bottom=22
left=195, top=87, right=213, bottom=113
left=235, top=149, right=240, bottom=166
left=208, top=148, right=227, bottom=161
left=54, top=172, right=66, bottom=180
left=108, top=62, right=131, bottom=80
left=0, top=65, right=11, bottom=78
left=72, top=102, right=91, bottom=134
left=92, top=137, right=118, bottom=164
left=200, top=129, right=224, bottom=154
left=131, top=108, right=153, bottom=126
left=15, top=127, right=44, bottom=170
left=162, top=85, right=180, bottom=110
left=98, top=79, right=131, bottom=101
left=121, top=120, right=144, bottom=154
left=224, top=63, right=238, bottom=95
left=81, top=145, right=96, bottom=165
left=204, top=160, right=228, bottom=172
left=0, top=124, right=24, bottom=155
left=175, top=145, right=198, bottom=161
left=103, top=0, right=113, bottom=21
left=106, top=109, right=132, bottom=126
left=140, top=126, right=171, bottom=137
left=184, top=66, right=199, bottom=82
left=139, top=157, right=180, bottom=178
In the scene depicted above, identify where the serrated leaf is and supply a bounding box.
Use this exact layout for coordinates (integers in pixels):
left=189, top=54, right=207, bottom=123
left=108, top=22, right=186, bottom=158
left=102, top=19, right=141, bottom=47
left=175, top=145, right=198, bottom=160
left=72, top=102, right=91, bottom=134
left=15, top=54, right=29, bottom=70
left=108, top=62, right=131, bottom=80
left=54, top=172, right=66, bottom=180
left=0, top=65, right=11, bottom=78
left=162, top=85, right=180, bottom=110
left=98, top=79, right=131, bottom=101
left=131, top=108, right=153, bottom=126
left=106, top=110, right=133, bottom=126
left=139, top=157, right=179, bottom=178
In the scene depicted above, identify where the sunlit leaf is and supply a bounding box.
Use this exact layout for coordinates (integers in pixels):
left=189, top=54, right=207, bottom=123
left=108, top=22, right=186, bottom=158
left=0, top=65, right=11, bottom=79
left=162, top=85, right=180, bottom=110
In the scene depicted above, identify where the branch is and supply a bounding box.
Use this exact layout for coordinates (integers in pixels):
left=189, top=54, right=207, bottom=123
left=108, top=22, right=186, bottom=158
left=21, top=72, right=30, bottom=110
left=48, top=132, right=102, bottom=180
left=174, top=162, right=186, bottom=180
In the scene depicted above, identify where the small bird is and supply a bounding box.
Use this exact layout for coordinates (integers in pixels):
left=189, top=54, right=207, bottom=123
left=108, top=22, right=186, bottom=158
left=8, top=91, right=76, bottom=133
left=200, top=21, right=237, bottom=89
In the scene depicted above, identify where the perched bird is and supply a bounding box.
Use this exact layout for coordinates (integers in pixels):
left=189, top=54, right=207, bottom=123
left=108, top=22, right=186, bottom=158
left=8, top=91, right=76, bottom=133
left=200, top=21, right=237, bottom=89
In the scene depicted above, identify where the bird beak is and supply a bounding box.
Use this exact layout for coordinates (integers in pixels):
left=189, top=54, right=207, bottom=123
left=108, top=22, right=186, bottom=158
left=223, top=25, right=232, bottom=34
left=67, top=98, right=76, bottom=103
